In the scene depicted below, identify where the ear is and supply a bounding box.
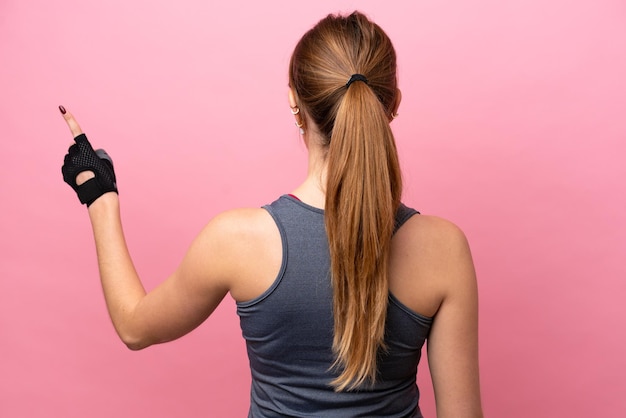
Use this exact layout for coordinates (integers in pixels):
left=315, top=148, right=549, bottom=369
left=288, top=88, right=298, bottom=108
left=388, top=88, right=402, bottom=122
left=289, top=88, right=307, bottom=134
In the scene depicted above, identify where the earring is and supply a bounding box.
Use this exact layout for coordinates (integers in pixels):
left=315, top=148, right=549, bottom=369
left=294, top=121, right=305, bottom=135
left=292, top=106, right=304, bottom=134
left=296, top=122, right=306, bottom=135
left=391, top=112, right=399, bottom=119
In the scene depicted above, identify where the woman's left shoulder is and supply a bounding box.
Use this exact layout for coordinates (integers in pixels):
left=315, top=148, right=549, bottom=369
left=208, top=207, right=274, bottom=233
left=197, top=207, right=282, bottom=301
left=196, top=207, right=279, bottom=263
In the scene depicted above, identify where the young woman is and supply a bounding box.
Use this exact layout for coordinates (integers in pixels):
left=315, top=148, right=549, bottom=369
left=61, top=11, right=483, bottom=418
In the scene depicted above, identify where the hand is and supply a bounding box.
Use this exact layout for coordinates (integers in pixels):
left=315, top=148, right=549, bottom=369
left=60, top=106, right=118, bottom=206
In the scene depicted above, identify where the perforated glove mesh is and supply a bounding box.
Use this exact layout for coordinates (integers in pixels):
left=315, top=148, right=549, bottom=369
left=62, top=133, right=118, bottom=206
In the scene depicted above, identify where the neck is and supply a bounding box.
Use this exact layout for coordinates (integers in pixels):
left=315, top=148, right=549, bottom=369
left=291, top=132, right=328, bottom=209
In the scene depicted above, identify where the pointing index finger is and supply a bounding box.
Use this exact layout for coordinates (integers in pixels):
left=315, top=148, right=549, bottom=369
left=59, top=105, right=83, bottom=139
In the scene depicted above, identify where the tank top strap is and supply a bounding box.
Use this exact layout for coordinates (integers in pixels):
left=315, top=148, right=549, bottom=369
left=394, top=203, right=420, bottom=233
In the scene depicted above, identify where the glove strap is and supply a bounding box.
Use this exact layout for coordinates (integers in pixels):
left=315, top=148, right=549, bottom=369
left=77, top=178, right=107, bottom=206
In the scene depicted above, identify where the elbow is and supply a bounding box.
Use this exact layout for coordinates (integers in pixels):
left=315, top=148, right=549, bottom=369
left=124, top=339, right=148, bottom=351
left=112, top=310, right=162, bottom=350
left=112, top=313, right=155, bottom=350
left=120, top=334, right=147, bottom=351
left=117, top=328, right=152, bottom=351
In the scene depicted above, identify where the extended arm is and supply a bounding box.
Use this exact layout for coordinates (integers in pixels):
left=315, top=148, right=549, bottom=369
left=61, top=108, right=229, bottom=349
left=86, top=194, right=230, bottom=349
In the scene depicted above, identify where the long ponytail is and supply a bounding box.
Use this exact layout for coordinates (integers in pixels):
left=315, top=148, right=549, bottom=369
left=326, top=78, right=402, bottom=390
left=289, top=11, right=402, bottom=391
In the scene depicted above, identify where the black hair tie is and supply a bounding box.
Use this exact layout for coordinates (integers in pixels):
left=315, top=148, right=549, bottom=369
left=346, top=74, right=368, bottom=88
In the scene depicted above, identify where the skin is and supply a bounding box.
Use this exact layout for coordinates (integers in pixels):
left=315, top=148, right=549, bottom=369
left=61, top=93, right=483, bottom=417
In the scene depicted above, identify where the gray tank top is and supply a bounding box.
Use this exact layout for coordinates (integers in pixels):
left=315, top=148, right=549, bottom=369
left=237, top=195, right=432, bottom=417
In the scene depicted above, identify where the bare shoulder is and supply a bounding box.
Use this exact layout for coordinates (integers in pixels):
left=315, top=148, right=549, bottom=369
left=390, top=214, right=476, bottom=317
left=205, top=207, right=276, bottom=239
left=197, top=207, right=282, bottom=301
left=405, top=214, right=471, bottom=259
left=394, top=214, right=473, bottom=270
left=197, top=207, right=279, bottom=270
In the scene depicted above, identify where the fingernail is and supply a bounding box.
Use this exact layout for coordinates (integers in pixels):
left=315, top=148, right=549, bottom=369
left=59, top=105, right=66, bottom=114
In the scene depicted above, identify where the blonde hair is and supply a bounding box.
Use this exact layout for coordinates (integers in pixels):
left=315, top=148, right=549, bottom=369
left=289, top=11, right=402, bottom=391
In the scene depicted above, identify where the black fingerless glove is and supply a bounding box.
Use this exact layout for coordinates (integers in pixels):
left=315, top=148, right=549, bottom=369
left=62, top=133, right=118, bottom=206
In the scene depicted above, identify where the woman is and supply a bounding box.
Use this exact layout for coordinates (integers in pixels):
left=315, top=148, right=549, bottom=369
left=61, top=11, right=482, bottom=418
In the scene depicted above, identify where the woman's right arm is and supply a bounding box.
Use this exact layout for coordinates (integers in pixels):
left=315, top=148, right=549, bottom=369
left=424, top=218, right=484, bottom=418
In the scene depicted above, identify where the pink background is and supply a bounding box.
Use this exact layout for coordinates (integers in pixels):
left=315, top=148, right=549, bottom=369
left=1, top=0, right=625, bottom=416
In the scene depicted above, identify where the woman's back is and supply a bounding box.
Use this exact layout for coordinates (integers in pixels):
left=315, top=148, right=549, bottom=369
left=236, top=195, right=432, bottom=417
left=213, top=190, right=478, bottom=416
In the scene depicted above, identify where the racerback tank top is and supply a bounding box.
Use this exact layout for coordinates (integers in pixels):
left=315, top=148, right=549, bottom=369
left=237, top=195, right=432, bottom=417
